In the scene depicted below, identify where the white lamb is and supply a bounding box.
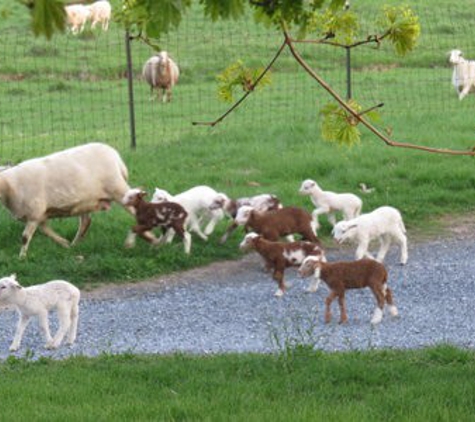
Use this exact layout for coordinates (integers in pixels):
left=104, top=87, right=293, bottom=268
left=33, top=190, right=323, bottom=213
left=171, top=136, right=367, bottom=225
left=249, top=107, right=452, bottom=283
left=152, top=185, right=224, bottom=242
left=449, top=49, right=475, bottom=100
left=87, top=0, right=112, bottom=31
left=65, top=4, right=91, bottom=34
left=299, top=179, right=362, bottom=227
left=332, top=206, right=408, bottom=265
left=0, top=275, right=80, bottom=352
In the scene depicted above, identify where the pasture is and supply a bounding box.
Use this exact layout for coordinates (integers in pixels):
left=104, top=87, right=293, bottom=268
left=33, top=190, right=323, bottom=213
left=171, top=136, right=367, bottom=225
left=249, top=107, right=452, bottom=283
left=1, top=0, right=475, bottom=419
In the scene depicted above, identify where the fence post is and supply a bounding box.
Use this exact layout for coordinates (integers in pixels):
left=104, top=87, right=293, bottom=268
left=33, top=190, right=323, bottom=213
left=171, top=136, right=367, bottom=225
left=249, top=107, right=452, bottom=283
left=345, top=1, right=352, bottom=100
left=125, top=31, right=137, bottom=149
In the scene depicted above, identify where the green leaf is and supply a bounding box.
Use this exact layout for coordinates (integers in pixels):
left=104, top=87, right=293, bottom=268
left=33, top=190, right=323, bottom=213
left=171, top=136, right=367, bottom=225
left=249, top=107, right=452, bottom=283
left=30, top=0, right=65, bottom=39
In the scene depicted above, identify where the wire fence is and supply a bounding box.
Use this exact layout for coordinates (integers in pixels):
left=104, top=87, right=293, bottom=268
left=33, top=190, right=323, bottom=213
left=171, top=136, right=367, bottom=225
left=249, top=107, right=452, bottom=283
left=0, top=3, right=474, bottom=161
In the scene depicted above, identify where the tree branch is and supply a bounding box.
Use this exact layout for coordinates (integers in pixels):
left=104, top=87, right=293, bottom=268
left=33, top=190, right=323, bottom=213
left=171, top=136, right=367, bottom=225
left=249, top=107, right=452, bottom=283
left=192, top=39, right=287, bottom=126
left=282, top=26, right=475, bottom=156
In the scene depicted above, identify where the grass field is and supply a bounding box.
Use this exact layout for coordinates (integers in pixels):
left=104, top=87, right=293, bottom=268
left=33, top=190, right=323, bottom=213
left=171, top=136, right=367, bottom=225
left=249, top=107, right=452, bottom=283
left=1, top=1, right=475, bottom=419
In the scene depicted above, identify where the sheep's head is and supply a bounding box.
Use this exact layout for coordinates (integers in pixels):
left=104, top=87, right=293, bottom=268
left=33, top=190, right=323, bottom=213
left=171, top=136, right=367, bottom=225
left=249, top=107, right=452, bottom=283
left=299, top=179, right=316, bottom=195
left=157, top=51, right=170, bottom=66
left=122, top=188, right=147, bottom=207
left=332, top=221, right=357, bottom=244
left=298, top=256, right=322, bottom=278
left=209, top=193, right=230, bottom=212
left=449, top=49, right=464, bottom=65
left=0, top=274, right=22, bottom=301
left=151, top=188, right=172, bottom=204
left=235, top=205, right=253, bottom=225
left=239, top=232, right=260, bottom=251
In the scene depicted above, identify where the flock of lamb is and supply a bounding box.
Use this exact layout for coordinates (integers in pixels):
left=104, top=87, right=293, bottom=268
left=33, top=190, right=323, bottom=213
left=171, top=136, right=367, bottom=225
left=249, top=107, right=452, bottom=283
left=0, top=142, right=408, bottom=352
left=65, top=0, right=112, bottom=34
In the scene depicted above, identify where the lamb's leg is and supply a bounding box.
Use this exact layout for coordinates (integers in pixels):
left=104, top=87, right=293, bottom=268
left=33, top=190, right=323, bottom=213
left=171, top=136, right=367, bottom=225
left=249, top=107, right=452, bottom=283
left=187, top=215, right=208, bottom=241
left=220, top=221, right=238, bottom=244
left=37, top=310, right=55, bottom=349
left=355, top=237, right=371, bottom=260
left=124, top=230, right=137, bottom=248
left=306, top=275, right=321, bottom=293
left=10, top=313, right=31, bottom=352
left=51, top=304, right=72, bottom=348
left=370, top=285, right=386, bottom=325
left=376, top=235, right=391, bottom=263
left=459, top=84, right=471, bottom=100
left=385, top=286, right=399, bottom=318
left=327, top=213, right=337, bottom=226
left=20, top=221, right=40, bottom=259
left=40, top=221, right=70, bottom=248
left=272, top=268, right=286, bottom=297
left=172, top=223, right=192, bottom=254
left=204, top=210, right=223, bottom=236
left=71, top=214, right=92, bottom=246
left=324, top=291, right=338, bottom=323
left=394, top=231, right=408, bottom=265
left=337, top=293, right=348, bottom=324
left=67, top=300, right=79, bottom=345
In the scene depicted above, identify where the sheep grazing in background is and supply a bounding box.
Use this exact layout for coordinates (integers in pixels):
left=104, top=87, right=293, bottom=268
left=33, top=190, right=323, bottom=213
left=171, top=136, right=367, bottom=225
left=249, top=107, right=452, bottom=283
left=123, top=189, right=192, bottom=254
left=332, top=206, right=408, bottom=265
left=0, top=143, right=131, bottom=258
left=449, top=49, right=475, bottom=100
left=235, top=206, right=319, bottom=243
left=142, top=51, right=180, bottom=102
left=152, top=185, right=224, bottom=242
left=299, top=179, right=362, bottom=227
left=240, top=232, right=325, bottom=297
left=87, top=0, right=112, bottom=31
left=0, top=275, right=80, bottom=351
left=209, top=192, right=282, bottom=244
left=65, top=4, right=91, bottom=34
left=298, top=257, right=398, bottom=325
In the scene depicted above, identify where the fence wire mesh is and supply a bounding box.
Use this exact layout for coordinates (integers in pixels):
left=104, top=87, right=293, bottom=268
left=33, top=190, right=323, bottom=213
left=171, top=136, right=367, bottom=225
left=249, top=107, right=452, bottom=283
left=0, top=3, right=474, bottom=161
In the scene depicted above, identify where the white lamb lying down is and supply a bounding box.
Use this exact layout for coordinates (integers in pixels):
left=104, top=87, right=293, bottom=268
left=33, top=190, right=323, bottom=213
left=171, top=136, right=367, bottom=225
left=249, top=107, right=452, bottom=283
left=0, top=275, right=80, bottom=352
left=332, top=206, right=408, bottom=265
left=299, top=179, right=362, bottom=227
left=152, top=185, right=224, bottom=242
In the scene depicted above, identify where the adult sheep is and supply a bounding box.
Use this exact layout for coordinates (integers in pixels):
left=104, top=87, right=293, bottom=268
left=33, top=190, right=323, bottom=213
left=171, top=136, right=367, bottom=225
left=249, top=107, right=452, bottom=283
left=142, top=51, right=180, bottom=102
left=0, top=142, right=131, bottom=258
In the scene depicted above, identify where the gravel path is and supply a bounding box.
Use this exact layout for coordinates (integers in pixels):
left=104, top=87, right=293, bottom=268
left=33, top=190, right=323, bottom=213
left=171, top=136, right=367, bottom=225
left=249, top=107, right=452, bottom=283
left=1, top=227, right=475, bottom=360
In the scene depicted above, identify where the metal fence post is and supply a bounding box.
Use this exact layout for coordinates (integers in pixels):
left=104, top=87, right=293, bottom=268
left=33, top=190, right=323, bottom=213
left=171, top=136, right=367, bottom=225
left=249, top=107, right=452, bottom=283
left=125, top=31, right=137, bottom=149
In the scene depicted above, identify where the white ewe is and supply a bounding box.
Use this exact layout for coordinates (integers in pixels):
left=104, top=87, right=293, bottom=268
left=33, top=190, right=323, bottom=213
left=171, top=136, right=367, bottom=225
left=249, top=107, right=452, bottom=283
left=143, top=52, right=180, bottom=102
left=152, top=185, right=224, bottom=242
left=299, top=179, right=362, bottom=227
left=449, top=49, right=475, bottom=100
left=332, top=206, right=408, bottom=265
left=65, top=4, right=91, bottom=34
left=0, top=143, right=131, bottom=258
left=87, top=0, right=112, bottom=31
left=0, top=275, right=80, bottom=351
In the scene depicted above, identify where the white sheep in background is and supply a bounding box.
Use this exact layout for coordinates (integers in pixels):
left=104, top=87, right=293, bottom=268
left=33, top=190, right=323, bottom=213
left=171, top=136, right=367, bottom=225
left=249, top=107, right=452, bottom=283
left=209, top=192, right=282, bottom=243
left=299, top=179, right=362, bottom=227
left=65, top=4, right=91, bottom=34
left=0, top=275, right=80, bottom=351
left=143, top=51, right=180, bottom=102
left=449, top=49, right=475, bottom=100
left=332, top=206, right=408, bottom=265
left=152, top=185, right=224, bottom=242
left=0, top=142, right=131, bottom=258
left=87, top=0, right=112, bottom=31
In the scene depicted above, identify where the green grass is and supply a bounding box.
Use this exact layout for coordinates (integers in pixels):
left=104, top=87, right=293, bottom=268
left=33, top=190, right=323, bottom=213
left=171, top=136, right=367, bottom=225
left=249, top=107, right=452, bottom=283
left=1, top=344, right=475, bottom=420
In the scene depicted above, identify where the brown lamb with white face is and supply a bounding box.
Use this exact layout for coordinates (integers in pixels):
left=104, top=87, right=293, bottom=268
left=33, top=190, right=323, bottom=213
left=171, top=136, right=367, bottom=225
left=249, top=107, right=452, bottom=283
left=298, top=257, right=399, bottom=325
left=122, top=189, right=191, bottom=254
left=240, top=232, right=325, bottom=297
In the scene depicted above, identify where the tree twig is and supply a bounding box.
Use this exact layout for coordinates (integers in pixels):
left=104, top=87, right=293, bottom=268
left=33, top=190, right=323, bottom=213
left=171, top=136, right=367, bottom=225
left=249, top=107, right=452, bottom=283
left=192, top=39, right=287, bottom=126
left=282, top=26, right=475, bottom=156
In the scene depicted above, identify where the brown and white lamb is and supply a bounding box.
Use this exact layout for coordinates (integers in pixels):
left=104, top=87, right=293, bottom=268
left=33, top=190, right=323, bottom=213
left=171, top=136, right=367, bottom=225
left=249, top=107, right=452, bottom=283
left=240, top=232, right=325, bottom=297
left=122, top=189, right=191, bottom=254
left=298, top=257, right=398, bottom=324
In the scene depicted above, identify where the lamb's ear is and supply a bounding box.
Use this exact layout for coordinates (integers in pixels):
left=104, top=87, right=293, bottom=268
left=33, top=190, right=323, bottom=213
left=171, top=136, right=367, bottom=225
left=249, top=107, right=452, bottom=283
left=10, top=273, right=16, bottom=281
left=346, top=224, right=358, bottom=231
